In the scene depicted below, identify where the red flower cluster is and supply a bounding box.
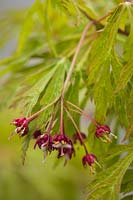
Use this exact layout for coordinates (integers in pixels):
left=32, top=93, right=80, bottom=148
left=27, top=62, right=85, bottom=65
left=10, top=104, right=116, bottom=170
left=11, top=117, right=87, bottom=165
left=33, top=132, right=76, bottom=164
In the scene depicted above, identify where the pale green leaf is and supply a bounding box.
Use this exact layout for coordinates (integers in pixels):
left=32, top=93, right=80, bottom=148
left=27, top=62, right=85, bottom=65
left=94, top=60, right=113, bottom=122
left=122, top=122, right=133, bottom=141
left=52, top=0, right=78, bottom=16
left=100, top=143, right=133, bottom=163
left=111, top=51, right=123, bottom=83
left=124, top=5, right=133, bottom=61
left=64, top=71, right=80, bottom=137
left=78, top=1, right=97, bottom=19
left=37, top=58, right=69, bottom=128
left=115, top=60, right=133, bottom=92
left=11, top=64, right=57, bottom=116
left=21, top=134, right=31, bottom=165
left=43, top=0, right=57, bottom=56
left=17, top=1, right=39, bottom=54
left=87, top=4, right=125, bottom=85
left=85, top=153, right=133, bottom=200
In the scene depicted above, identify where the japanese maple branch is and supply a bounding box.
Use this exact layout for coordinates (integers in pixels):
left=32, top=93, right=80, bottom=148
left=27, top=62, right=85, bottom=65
left=78, top=6, right=129, bottom=36
left=61, top=21, right=93, bottom=98
left=61, top=12, right=111, bottom=98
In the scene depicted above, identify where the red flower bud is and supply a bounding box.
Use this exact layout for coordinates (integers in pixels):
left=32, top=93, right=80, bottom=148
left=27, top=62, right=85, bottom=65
left=34, top=133, right=52, bottom=150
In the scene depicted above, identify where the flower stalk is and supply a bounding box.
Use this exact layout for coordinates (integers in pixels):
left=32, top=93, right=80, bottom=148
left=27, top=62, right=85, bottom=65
left=65, top=99, right=98, bottom=126
left=27, top=98, right=59, bottom=122
left=64, top=106, right=88, bottom=154
left=60, top=97, right=64, bottom=135
left=47, top=107, right=57, bottom=135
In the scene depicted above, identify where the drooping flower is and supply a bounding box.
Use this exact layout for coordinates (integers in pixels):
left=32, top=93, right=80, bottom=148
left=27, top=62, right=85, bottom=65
left=12, top=118, right=27, bottom=127
left=82, top=154, right=97, bottom=167
left=34, top=133, right=53, bottom=158
left=73, top=132, right=86, bottom=145
left=11, top=117, right=29, bottom=137
left=95, top=125, right=110, bottom=137
left=52, top=134, right=74, bottom=164
left=95, top=124, right=117, bottom=142
left=34, top=133, right=52, bottom=150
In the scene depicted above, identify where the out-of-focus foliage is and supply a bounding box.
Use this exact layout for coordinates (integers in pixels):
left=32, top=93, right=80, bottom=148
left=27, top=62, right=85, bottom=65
left=0, top=0, right=133, bottom=200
